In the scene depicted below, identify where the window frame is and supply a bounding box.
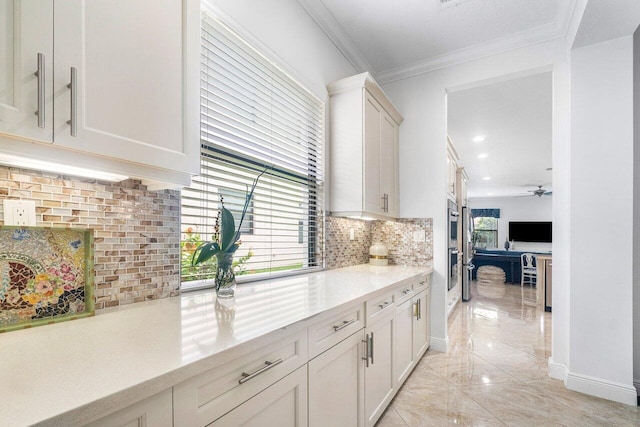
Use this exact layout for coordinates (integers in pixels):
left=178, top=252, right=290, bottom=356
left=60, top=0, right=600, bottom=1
left=180, top=12, right=325, bottom=291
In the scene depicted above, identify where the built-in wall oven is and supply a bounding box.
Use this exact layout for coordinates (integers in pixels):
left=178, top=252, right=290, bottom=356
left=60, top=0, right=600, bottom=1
left=448, top=200, right=459, bottom=291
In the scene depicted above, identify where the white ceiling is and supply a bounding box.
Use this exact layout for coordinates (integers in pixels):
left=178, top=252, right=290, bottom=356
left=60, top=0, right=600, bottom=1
left=298, top=0, right=575, bottom=82
left=297, top=0, right=565, bottom=199
left=448, top=72, right=552, bottom=199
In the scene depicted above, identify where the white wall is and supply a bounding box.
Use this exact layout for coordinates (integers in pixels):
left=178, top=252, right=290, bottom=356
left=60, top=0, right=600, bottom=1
left=203, top=0, right=356, bottom=101
left=469, top=196, right=552, bottom=252
left=568, top=35, right=636, bottom=404
left=381, top=39, right=570, bottom=353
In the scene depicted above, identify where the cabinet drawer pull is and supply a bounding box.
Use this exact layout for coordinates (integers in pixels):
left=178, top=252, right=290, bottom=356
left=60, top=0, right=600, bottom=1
left=34, top=53, right=45, bottom=128
left=402, top=288, right=411, bottom=295
left=238, top=359, right=283, bottom=384
left=370, top=332, right=374, bottom=365
left=417, top=298, right=421, bottom=320
left=414, top=301, right=419, bottom=318
left=66, top=67, right=77, bottom=137
left=378, top=301, right=391, bottom=310
left=333, top=319, right=356, bottom=332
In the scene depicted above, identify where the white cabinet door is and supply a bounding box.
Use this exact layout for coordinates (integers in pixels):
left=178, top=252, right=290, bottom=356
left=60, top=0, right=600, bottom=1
left=209, top=366, right=308, bottom=427
left=380, top=113, right=398, bottom=217
left=363, top=90, right=382, bottom=215
left=0, top=0, right=53, bottom=141
left=86, top=389, right=173, bottom=427
left=413, top=288, right=430, bottom=360
left=52, top=0, right=199, bottom=175
left=308, top=331, right=365, bottom=427
left=393, top=297, right=414, bottom=387
left=364, top=310, right=395, bottom=427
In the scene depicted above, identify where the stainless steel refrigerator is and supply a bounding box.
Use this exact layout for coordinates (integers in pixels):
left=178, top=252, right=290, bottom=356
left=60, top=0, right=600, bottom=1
left=462, top=206, right=475, bottom=301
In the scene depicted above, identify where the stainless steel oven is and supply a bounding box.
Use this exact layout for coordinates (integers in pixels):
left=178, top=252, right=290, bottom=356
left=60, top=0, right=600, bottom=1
left=448, top=200, right=459, bottom=291
left=448, top=248, right=459, bottom=291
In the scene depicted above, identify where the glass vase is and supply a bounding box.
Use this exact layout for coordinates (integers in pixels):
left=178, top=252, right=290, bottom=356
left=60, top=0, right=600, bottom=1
left=215, top=253, right=237, bottom=298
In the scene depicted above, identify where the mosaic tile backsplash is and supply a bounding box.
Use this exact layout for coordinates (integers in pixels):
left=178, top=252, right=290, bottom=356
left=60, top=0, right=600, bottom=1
left=325, top=216, right=433, bottom=269
left=372, top=218, right=433, bottom=266
left=0, top=227, right=94, bottom=331
left=0, top=166, right=180, bottom=310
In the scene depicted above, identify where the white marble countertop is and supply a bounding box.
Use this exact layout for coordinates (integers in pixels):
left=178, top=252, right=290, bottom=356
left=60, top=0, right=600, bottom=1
left=0, top=263, right=432, bottom=427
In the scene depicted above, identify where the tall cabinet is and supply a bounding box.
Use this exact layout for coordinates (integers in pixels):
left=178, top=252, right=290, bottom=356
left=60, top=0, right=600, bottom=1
left=328, top=72, right=403, bottom=220
left=0, top=0, right=200, bottom=187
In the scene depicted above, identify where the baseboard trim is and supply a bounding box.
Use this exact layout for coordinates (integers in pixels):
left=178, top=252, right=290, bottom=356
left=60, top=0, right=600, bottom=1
left=548, top=358, right=567, bottom=380
left=566, top=371, right=637, bottom=406
left=633, top=379, right=640, bottom=396
left=429, top=336, right=448, bottom=353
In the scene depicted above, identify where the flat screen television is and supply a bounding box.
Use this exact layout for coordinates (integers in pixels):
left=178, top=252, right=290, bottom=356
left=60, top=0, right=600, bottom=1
left=508, top=221, right=552, bottom=243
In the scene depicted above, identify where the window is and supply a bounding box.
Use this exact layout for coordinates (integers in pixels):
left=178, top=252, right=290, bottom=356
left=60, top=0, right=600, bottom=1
left=180, top=13, right=324, bottom=288
left=473, top=217, right=498, bottom=249
left=219, top=187, right=254, bottom=234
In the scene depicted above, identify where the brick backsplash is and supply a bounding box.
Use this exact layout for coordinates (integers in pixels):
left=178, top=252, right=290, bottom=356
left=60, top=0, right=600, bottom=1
left=325, top=216, right=432, bottom=269
left=0, top=164, right=432, bottom=309
left=371, top=218, right=433, bottom=266
left=325, top=216, right=372, bottom=269
left=0, top=166, right=180, bottom=309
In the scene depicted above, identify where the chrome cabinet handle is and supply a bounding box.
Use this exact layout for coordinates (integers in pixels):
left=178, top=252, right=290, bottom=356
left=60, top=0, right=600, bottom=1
left=238, top=359, right=283, bottom=384
left=333, top=319, right=356, bottom=332
left=34, top=53, right=45, bottom=128
left=66, top=67, right=77, bottom=137
left=369, top=332, right=374, bottom=365
left=402, top=288, right=411, bottom=295
left=362, top=334, right=370, bottom=367
left=418, top=298, right=421, bottom=320
left=378, top=301, right=391, bottom=310
left=413, top=300, right=419, bottom=318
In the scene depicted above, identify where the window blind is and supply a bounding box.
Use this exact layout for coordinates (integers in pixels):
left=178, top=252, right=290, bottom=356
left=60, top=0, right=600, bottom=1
left=181, top=14, right=324, bottom=288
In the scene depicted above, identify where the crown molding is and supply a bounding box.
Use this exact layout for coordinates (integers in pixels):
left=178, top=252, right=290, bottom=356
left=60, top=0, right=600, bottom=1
left=299, top=0, right=578, bottom=85
left=296, top=0, right=373, bottom=73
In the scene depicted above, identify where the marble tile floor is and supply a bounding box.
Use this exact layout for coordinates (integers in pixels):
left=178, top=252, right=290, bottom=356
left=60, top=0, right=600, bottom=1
left=376, top=281, right=640, bottom=427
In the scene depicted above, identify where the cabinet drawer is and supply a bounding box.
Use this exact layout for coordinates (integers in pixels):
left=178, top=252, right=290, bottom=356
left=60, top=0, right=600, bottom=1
left=86, top=389, right=172, bottom=427
left=173, top=329, right=307, bottom=426
left=365, top=290, right=395, bottom=325
left=308, top=303, right=364, bottom=358
left=394, top=283, right=414, bottom=304
left=414, top=274, right=431, bottom=291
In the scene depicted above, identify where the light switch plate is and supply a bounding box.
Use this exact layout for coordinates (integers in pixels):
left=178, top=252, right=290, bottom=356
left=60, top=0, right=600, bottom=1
left=3, top=200, right=36, bottom=226
left=412, top=230, right=425, bottom=243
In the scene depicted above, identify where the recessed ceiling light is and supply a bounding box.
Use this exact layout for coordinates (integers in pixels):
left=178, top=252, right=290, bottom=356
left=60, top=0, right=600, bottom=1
left=488, top=192, right=494, bottom=196
left=482, top=176, right=491, bottom=180
left=472, top=135, right=486, bottom=143
left=477, top=153, right=488, bottom=159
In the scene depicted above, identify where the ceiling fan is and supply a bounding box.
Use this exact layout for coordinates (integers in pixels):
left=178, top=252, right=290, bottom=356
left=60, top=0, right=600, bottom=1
left=528, top=185, right=552, bottom=197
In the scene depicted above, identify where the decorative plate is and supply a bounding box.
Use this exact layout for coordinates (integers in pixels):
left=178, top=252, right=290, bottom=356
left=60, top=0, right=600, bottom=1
left=0, top=227, right=94, bottom=332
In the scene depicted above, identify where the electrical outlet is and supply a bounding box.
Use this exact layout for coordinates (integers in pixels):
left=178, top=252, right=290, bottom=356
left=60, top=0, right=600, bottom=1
left=3, top=200, right=36, bottom=226
left=413, top=230, right=425, bottom=243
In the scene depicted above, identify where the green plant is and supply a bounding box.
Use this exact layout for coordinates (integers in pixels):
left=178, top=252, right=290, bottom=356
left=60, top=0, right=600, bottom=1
left=192, top=169, right=266, bottom=267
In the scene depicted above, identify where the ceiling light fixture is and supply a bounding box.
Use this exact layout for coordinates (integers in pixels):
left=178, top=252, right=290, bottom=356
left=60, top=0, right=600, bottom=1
left=488, top=192, right=494, bottom=196
left=0, top=153, right=129, bottom=182
left=482, top=176, right=491, bottom=180
left=472, top=135, right=486, bottom=143
left=477, top=153, right=488, bottom=159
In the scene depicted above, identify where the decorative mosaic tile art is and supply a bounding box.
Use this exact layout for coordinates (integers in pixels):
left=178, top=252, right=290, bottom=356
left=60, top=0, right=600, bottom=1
left=0, top=227, right=94, bottom=332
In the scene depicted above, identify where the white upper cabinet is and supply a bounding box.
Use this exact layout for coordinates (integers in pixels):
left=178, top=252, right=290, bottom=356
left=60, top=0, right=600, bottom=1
left=329, top=72, right=402, bottom=220
left=0, top=0, right=200, bottom=186
left=0, top=0, right=53, bottom=142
